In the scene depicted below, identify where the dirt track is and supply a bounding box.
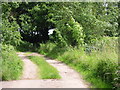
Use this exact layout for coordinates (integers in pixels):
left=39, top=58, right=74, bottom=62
left=1, top=52, right=90, bottom=88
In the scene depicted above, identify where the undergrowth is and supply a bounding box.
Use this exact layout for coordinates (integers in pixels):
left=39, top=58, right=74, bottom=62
left=37, top=37, right=119, bottom=89
left=1, top=44, right=23, bottom=80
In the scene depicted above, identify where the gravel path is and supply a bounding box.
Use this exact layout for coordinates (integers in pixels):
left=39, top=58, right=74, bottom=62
left=1, top=52, right=90, bottom=88
left=18, top=54, right=39, bottom=80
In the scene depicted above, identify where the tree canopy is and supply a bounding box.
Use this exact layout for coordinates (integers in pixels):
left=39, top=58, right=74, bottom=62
left=2, top=2, right=119, bottom=46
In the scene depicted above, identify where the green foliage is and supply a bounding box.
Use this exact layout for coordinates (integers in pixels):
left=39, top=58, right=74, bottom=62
left=2, top=18, right=21, bottom=46
left=57, top=50, right=117, bottom=88
left=55, top=16, right=84, bottom=47
left=38, top=42, right=69, bottom=59
left=48, top=3, right=84, bottom=46
left=38, top=42, right=56, bottom=55
left=2, top=2, right=118, bottom=46
left=71, top=2, right=118, bottom=43
left=28, top=56, right=61, bottom=79
left=15, top=41, right=35, bottom=52
left=37, top=37, right=118, bottom=88
left=1, top=3, right=119, bottom=88
left=0, top=45, right=2, bottom=80
left=1, top=44, right=23, bottom=80
left=2, top=2, right=22, bottom=46
left=93, top=37, right=118, bottom=53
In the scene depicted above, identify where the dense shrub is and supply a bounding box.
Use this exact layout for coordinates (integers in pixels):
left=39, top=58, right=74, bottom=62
left=1, top=44, right=23, bottom=80
left=53, top=16, right=84, bottom=47
left=2, top=19, right=21, bottom=46
left=15, top=41, right=35, bottom=52
left=38, top=42, right=56, bottom=55
left=38, top=42, right=68, bottom=59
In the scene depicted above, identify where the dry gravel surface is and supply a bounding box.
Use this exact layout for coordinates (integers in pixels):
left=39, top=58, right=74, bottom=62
left=1, top=52, right=90, bottom=88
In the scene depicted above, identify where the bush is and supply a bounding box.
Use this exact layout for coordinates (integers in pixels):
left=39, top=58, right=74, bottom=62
left=1, top=44, right=23, bottom=80
left=38, top=42, right=68, bottom=59
left=15, top=41, right=35, bottom=52
left=52, top=16, right=84, bottom=47
left=2, top=19, right=21, bottom=46
left=38, top=42, right=56, bottom=55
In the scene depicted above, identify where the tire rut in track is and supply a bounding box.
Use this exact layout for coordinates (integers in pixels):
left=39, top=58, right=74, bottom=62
left=1, top=52, right=90, bottom=88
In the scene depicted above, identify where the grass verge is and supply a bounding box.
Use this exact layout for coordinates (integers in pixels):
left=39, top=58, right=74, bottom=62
left=1, top=44, right=23, bottom=80
left=28, top=56, right=61, bottom=79
left=37, top=37, right=118, bottom=89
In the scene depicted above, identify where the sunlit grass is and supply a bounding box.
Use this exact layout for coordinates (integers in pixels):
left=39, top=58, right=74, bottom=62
left=28, top=56, right=61, bottom=79
left=2, top=45, right=23, bottom=80
left=37, top=37, right=118, bottom=88
left=57, top=49, right=118, bottom=88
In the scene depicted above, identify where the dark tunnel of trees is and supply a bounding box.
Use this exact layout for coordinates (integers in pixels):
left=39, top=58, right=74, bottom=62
left=5, top=2, right=55, bottom=45
left=18, top=28, right=49, bottom=44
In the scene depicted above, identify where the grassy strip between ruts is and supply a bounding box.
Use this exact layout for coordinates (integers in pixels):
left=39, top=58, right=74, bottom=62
left=28, top=56, right=61, bottom=79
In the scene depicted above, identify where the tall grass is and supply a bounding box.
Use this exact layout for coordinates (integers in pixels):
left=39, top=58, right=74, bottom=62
left=1, top=44, right=23, bottom=80
left=28, top=56, right=61, bottom=79
left=37, top=37, right=119, bottom=89
left=57, top=48, right=118, bottom=88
